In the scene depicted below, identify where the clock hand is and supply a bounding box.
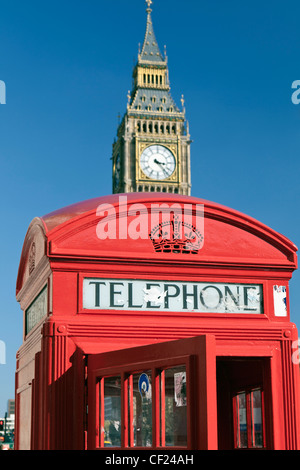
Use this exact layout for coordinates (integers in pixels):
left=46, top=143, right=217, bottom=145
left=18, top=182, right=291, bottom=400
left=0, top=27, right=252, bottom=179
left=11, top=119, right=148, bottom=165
left=157, top=163, right=169, bottom=177
left=153, top=158, right=170, bottom=177
left=154, top=158, right=166, bottom=166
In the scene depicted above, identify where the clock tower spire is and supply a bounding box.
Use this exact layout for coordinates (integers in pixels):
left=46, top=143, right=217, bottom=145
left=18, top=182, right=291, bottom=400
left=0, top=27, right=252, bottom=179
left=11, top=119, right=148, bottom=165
left=112, top=0, right=191, bottom=195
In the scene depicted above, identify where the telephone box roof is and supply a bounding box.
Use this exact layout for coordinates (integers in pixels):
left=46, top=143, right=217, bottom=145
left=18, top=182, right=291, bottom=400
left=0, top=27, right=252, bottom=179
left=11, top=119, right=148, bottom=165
left=16, top=193, right=298, bottom=296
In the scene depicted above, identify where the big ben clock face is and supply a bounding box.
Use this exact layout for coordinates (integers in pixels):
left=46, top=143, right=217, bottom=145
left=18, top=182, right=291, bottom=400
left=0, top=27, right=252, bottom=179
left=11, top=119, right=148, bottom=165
left=140, top=145, right=176, bottom=180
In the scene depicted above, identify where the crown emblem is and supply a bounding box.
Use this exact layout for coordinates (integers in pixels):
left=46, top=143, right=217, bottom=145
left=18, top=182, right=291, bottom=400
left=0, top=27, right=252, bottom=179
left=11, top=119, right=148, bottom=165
left=149, top=212, right=204, bottom=254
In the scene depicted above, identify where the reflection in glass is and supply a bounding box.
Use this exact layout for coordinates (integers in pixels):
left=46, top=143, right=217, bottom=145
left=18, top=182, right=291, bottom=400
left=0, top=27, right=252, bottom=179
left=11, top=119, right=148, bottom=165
left=103, top=376, right=121, bottom=447
left=234, top=388, right=264, bottom=449
left=236, top=392, right=247, bottom=448
left=160, top=366, right=187, bottom=447
left=251, top=389, right=263, bottom=448
left=129, top=371, right=152, bottom=447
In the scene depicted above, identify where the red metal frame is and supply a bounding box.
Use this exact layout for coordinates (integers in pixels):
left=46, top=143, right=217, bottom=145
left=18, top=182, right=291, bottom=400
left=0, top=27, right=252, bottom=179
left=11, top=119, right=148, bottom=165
left=87, top=336, right=217, bottom=450
left=124, top=373, right=131, bottom=447
left=233, top=387, right=266, bottom=449
left=91, top=360, right=192, bottom=450
left=159, top=369, right=166, bottom=447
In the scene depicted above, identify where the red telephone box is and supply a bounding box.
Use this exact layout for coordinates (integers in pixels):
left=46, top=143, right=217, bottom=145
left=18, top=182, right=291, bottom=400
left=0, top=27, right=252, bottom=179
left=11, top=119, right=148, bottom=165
left=14, top=193, right=300, bottom=450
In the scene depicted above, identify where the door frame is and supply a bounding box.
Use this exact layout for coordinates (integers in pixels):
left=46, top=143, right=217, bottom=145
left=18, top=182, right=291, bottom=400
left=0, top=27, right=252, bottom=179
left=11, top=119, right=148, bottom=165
left=87, top=335, right=217, bottom=450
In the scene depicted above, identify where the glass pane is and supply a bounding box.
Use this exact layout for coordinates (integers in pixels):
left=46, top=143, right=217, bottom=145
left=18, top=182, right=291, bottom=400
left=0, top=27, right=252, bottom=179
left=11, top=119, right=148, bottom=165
left=130, top=371, right=152, bottom=447
left=161, top=366, right=187, bottom=447
left=251, top=389, right=263, bottom=448
left=236, top=392, right=247, bottom=448
left=103, top=376, right=121, bottom=447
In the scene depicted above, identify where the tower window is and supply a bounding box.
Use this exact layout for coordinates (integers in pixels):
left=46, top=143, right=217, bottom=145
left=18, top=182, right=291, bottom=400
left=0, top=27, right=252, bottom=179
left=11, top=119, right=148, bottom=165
left=154, top=123, right=159, bottom=133
left=151, top=96, right=156, bottom=103
left=151, top=186, right=155, bottom=192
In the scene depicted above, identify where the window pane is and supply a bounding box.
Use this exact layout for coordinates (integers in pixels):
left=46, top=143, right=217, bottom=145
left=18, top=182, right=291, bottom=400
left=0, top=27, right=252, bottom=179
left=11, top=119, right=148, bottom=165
left=130, top=371, right=152, bottom=447
left=161, top=366, right=187, bottom=447
left=103, top=376, right=121, bottom=447
left=251, top=389, right=263, bottom=448
left=236, top=392, right=247, bottom=448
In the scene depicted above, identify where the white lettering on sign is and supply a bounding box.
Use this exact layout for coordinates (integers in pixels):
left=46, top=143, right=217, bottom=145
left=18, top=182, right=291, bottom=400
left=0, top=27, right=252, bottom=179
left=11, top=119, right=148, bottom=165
left=83, top=279, right=263, bottom=314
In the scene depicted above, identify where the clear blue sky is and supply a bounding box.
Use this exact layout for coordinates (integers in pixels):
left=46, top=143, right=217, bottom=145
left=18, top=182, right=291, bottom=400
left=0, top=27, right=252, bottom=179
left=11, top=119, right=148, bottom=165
left=0, top=0, right=300, bottom=417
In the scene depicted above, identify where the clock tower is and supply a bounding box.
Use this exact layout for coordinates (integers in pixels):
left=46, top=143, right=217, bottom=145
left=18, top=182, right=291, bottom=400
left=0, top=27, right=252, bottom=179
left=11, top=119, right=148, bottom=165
left=112, top=0, right=192, bottom=195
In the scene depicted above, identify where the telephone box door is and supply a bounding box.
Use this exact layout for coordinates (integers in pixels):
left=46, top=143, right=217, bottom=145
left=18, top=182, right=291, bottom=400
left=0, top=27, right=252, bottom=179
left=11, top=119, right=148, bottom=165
left=87, top=335, right=217, bottom=450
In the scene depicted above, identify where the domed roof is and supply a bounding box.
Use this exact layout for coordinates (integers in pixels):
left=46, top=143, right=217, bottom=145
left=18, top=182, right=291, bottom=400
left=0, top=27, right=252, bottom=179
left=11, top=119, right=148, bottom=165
left=16, top=193, right=298, bottom=296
